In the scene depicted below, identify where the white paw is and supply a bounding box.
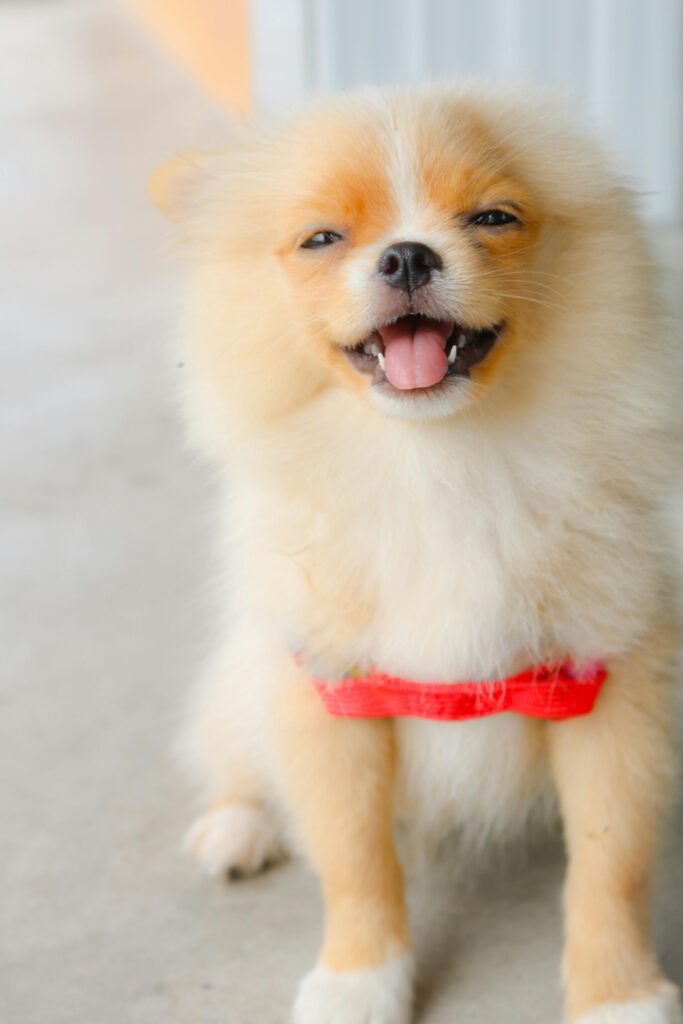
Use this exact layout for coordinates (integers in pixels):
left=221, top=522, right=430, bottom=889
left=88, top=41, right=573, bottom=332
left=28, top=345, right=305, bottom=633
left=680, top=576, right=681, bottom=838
left=577, top=985, right=683, bottom=1024
left=183, top=803, right=281, bottom=878
left=292, top=955, right=414, bottom=1024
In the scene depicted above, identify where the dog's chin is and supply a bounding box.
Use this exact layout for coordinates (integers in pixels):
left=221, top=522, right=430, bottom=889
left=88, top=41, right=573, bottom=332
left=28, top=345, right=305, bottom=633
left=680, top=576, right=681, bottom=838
left=338, top=314, right=505, bottom=422
left=368, top=374, right=480, bottom=421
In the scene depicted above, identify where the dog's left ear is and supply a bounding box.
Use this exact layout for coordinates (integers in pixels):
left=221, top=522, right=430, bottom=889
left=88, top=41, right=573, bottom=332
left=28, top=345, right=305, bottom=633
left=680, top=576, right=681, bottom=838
left=148, top=150, right=215, bottom=221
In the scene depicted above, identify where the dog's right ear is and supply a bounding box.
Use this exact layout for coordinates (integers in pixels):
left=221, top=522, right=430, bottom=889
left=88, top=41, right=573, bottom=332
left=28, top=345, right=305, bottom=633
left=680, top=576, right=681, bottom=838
left=150, top=146, right=245, bottom=222
left=148, top=150, right=213, bottom=222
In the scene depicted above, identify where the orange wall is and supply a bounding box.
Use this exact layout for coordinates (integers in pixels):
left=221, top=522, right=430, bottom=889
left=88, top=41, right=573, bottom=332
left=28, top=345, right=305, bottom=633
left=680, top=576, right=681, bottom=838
left=128, top=0, right=251, bottom=114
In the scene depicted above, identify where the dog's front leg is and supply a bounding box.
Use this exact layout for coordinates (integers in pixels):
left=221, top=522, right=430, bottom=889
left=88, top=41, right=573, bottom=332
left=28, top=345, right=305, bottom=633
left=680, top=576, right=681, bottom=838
left=275, top=667, right=413, bottom=1024
left=548, top=633, right=682, bottom=1024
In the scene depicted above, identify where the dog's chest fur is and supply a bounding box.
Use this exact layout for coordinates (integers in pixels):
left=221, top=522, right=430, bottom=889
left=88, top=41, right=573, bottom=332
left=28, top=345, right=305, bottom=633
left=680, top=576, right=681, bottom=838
left=249, top=397, right=646, bottom=682
left=235, top=394, right=658, bottom=839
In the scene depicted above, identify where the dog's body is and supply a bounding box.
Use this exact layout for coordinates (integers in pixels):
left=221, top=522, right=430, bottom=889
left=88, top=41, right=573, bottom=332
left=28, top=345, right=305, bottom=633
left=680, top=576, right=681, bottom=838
left=155, top=87, right=681, bottom=1023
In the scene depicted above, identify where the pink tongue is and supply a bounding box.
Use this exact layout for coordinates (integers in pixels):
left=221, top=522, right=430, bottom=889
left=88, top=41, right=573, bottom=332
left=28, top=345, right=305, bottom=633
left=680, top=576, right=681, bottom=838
left=379, top=320, right=450, bottom=390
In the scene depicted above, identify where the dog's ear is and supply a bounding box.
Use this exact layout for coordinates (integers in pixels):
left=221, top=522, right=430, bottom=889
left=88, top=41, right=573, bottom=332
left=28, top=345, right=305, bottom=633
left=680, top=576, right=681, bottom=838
left=148, top=137, right=259, bottom=254
left=148, top=150, right=213, bottom=221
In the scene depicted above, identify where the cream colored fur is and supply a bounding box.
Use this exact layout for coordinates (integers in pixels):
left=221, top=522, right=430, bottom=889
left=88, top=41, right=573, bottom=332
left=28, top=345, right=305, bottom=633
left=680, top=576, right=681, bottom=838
left=576, top=985, right=683, bottom=1024
left=294, top=956, right=414, bottom=1024
left=183, top=802, right=282, bottom=877
left=157, top=86, right=681, bottom=1023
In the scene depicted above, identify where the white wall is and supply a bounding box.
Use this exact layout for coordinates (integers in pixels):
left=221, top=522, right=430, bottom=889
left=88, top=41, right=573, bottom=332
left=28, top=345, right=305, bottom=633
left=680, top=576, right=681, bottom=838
left=250, top=0, right=683, bottom=222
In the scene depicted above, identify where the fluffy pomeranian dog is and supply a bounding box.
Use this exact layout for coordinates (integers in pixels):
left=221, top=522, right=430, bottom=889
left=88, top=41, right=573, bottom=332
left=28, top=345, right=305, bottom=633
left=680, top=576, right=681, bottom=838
left=152, top=86, right=681, bottom=1024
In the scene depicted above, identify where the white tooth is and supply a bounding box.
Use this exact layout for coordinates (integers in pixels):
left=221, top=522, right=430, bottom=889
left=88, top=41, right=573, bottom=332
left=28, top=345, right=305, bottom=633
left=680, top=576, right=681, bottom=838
left=458, top=333, right=467, bottom=346
left=377, top=352, right=385, bottom=370
left=448, top=347, right=457, bottom=364
left=368, top=342, right=380, bottom=356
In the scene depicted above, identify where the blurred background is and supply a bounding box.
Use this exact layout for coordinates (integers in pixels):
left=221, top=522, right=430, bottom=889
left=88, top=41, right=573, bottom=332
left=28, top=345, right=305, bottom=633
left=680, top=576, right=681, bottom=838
left=2, top=3, right=681, bottom=1024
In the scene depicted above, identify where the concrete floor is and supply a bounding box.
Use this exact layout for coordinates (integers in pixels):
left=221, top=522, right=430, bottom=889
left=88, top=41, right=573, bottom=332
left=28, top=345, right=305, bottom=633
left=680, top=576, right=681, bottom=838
left=1, top=3, right=681, bottom=1022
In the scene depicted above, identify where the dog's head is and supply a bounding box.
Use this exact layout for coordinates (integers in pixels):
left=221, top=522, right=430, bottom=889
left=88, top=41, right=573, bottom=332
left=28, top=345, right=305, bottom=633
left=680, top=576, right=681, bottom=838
left=153, top=88, right=633, bottom=426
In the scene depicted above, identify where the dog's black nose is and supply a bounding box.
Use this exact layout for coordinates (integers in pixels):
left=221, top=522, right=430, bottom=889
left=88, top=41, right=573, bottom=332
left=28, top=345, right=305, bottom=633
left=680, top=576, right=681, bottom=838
left=377, top=241, right=442, bottom=293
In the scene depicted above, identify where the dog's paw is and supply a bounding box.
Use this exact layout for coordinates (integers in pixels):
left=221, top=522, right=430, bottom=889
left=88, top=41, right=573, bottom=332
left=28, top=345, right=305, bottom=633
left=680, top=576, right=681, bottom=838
left=183, top=803, right=281, bottom=878
left=576, top=984, right=682, bottom=1024
left=292, top=955, right=414, bottom=1024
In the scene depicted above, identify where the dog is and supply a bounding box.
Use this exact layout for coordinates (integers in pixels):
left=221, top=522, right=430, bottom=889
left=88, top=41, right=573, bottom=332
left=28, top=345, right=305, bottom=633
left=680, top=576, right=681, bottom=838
left=152, top=86, right=681, bottom=1023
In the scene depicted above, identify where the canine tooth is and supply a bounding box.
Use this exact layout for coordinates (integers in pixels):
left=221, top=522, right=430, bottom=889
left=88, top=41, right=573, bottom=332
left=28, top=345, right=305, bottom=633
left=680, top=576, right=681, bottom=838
left=448, top=347, right=457, bottom=364
left=366, top=342, right=380, bottom=356
left=377, top=352, right=385, bottom=370
left=458, top=333, right=467, bottom=346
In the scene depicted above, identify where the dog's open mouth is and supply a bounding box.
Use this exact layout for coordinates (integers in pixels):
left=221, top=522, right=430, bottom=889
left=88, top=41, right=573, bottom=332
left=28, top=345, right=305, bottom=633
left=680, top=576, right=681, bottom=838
left=342, top=315, right=503, bottom=393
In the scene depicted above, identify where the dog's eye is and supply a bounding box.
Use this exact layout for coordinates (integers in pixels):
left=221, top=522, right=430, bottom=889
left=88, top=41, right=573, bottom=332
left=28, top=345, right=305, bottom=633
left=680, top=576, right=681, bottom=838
left=300, top=230, right=344, bottom=249
left=471, top=210, right=519, bottom=227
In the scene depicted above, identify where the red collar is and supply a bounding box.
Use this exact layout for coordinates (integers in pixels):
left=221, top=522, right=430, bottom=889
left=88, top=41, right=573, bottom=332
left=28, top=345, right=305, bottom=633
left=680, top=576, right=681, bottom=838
left=311, top=660, right=607, bottom=722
